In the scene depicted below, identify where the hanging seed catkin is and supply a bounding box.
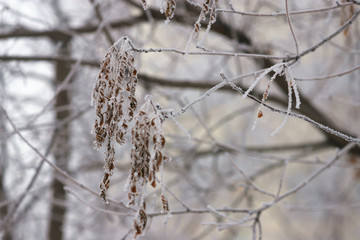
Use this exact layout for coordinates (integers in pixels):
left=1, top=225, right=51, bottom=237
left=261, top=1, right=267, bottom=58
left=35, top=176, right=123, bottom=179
left=91, top=37, right=138, bottom=202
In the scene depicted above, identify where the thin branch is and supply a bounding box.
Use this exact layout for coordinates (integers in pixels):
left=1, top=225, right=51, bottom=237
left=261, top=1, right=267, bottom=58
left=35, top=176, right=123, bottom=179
left=88, top=0, right=115, bottom=44
left=220, top=73, right=360, bottom=145
left=277, top=142, right=355, bottom=201
left=245, top=141, right=328, bottom=152
left=299, top=9, right=360, bottom=58
left=285, top=201, right=360, bottom=212
left=26, top=53, right=81, bottom=128
left=295, top=64, right=360, bottom=81
left=285, top=0, right=299, bottom=56
left=275, top=161, right=288, bottom=197
left=130, top=45, right=291, bottom=60
left=257, top=213, right=262, bottom=240
left=0, top=54, right=286, bottom=107
left=157, top=178, right=192, bottom=211
left=0, top=55, right=99, bottom=66
left=239, top=142, right=356, bottom=216
left=65, top=187, right=133, bottom=216
left=252, top=212, right=262, bottom=240
left=230, top=158, right=276, bottom=198
left=0, top=15, right=146, bottom=39
left=216, top=2, right=355, bottom=17
left=147, top=207, right=250, bottom=217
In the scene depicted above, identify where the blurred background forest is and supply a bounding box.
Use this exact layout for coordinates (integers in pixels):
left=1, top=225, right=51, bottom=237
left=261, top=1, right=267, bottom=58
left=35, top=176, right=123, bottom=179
left=1, top=0, right=360, bottom=239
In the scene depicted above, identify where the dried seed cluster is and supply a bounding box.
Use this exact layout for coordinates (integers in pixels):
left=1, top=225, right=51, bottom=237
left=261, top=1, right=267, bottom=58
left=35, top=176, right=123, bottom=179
left=92, top=37, right=170, bottom=238
left=91, top=37, right=138, bottom=202
left=126, top=98, right=170, bottom=237
left=140, top=0, right=147, bottom=10
left=194, top=0, right=217, bottom=38
left=134, top=205, right=147, bottom=237
left=160, top=0, right=176, bottom=22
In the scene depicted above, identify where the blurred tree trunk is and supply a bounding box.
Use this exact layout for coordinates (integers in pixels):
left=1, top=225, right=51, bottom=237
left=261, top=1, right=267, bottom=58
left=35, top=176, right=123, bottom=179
left=47, top=35, right=72, bottom=240
left=0, top=108, right=12, bottom=240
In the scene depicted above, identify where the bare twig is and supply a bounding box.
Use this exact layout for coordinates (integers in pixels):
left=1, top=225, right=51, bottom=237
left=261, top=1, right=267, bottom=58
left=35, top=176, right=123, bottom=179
left=230, top=158, right=276, bottom=198
left=248, top=142, right=356, bottom=215
left=299, top=9, right=360, bottom=58
left=295, top=64, right=360, bottom=81
left=216, top=2, right=355, bottom=17
left=221, top=74, right=360, bottom=145
left=276, top=161, right=288, bottom=197
left=285, top=0, right=299, bottom=56
left=147, top=207, right=250, bottom=217
left=65, top=187, right=133, bottom=216
left=277, top=143, right=355, bottom=201
left=130, top=44, right=290, bottom=60
left=88, top=0, right=115, bottom=44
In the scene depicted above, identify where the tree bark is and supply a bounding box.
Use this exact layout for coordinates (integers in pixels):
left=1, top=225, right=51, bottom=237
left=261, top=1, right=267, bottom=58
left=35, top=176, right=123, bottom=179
left=0, top=112, right=12, bottom=240
left=47, top=35, right=72, bottom=240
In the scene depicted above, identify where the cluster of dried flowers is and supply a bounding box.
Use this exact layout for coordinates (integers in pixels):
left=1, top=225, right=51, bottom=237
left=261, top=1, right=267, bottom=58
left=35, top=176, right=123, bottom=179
left=91, top=37, right=138, bottom=202
left=160, top=0, right=176, bottom=23
left=126, top=97, right=170, bottom=237
left=91, top=37, right=170, bottom=238
left=140, top=0, right=176, bottom=23
left=193, top=0, right=217, bottom=38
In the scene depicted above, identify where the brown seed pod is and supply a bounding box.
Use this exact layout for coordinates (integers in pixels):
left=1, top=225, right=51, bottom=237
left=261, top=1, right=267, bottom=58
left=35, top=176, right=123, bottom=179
left=161, top=194, right=169, bottom=213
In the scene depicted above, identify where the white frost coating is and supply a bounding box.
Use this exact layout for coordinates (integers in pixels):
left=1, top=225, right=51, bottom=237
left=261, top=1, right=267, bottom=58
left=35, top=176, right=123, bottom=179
left=113, top=36, right=131, bottom=51
left=160, top=0, right=166, bottom=13
left=285, top=67, right=301, bottom=109
left=248, top=63, right=301, bottom=134
left=90, top=82, right=96, bottom=106
left=185, top=29, right=195, bottom=57
left=175, top=80, right=228, bottom=117
left=207, top=205, right=227, bottom=217
left=159, top=164, right=165, bottom=197
left=144, top=94, right=152, bottom=102
left=140, top=0, right=148, bottom=10
left=198, top=1, right=217, bottom=47
left=251, top=107, right=261, bottom=131
left=243, top=63, right=283, bottom=98
left=169, top=114, right=192, bottom=139
left=251, top=69, right=281, bottom=131
left=292, top=78, right=301, bottom=109
left=226, top=72, right=360, bottom=144
left=185, top=0, right=213, bottom=56
left=271, top=74, right=293, bottom=136
left=123, top=171, right=132, bottom=192
left=161, top=0, right=176, bottom=24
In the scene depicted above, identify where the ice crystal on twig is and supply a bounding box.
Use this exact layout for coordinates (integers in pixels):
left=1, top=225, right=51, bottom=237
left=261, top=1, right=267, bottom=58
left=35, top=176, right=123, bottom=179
left=271, top=72, right=293, bottom=136
left=271, top=65, right=301, bottom=135
left=285, top=67, right=301, bottom=109
left=243, top=63, right=283, bottom=99
left=91, top=37, right=138, bottom=202
left=243, top=63, right=301, bottom=133
left=251, top=64, right=283, bottom=130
